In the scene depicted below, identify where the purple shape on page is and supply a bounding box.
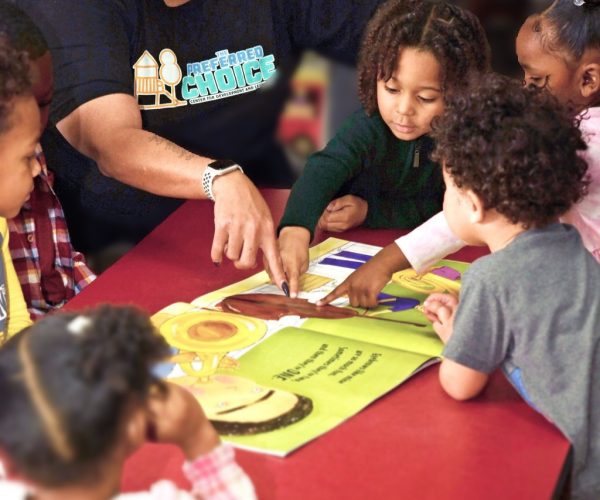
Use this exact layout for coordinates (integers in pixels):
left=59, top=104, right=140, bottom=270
left=431, top=266, right=461, bottom=281
left=377, top=293, right=420, bottom=312
left=333, top=251, right=373, bottom=262
left=319, top=257, right=363, bottom=270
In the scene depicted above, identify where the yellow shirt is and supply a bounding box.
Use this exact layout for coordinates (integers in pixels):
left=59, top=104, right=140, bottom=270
left=0, top=217, right=32, bottom=341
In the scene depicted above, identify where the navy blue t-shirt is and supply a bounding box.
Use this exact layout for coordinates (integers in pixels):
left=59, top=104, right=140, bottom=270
left=18, top=0, right=383, bottom=251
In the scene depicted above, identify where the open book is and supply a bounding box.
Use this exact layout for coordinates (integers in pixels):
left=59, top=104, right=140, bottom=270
left=151, top=238, right=468, bottom=456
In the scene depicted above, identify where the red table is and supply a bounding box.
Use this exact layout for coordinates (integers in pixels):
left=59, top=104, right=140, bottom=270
left=65, top=189, right=570, bottom=499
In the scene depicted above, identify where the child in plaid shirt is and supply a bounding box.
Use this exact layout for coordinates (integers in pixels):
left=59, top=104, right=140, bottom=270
left=1, top=1, right=95, bottom=319
left=0, top=305, right=256, bottom=499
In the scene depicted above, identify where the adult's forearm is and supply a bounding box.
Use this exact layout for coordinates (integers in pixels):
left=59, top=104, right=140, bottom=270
left=92, top=128, right=209, bottom=199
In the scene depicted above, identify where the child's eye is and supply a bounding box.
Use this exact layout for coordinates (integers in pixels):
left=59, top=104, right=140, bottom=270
left=418, top=96, right=437, bottom=103
left=385, top=86, right=399, bottom=94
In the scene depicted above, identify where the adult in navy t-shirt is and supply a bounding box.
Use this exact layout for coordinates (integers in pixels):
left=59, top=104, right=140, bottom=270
left=16, top=0, right=384, bottom=276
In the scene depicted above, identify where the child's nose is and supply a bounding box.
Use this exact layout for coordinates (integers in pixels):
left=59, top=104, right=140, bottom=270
left=396, top=94, right=414, bottom=115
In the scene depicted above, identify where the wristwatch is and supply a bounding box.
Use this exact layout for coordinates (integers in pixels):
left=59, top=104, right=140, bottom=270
left=201, top=159, right=243, bottom=201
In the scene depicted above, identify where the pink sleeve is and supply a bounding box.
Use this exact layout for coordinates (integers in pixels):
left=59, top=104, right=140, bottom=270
left=182, top=444, right=256, bottom=500
left=561, top=112, right=600, bottom=261
left=395, top=212, right=465, bottom=273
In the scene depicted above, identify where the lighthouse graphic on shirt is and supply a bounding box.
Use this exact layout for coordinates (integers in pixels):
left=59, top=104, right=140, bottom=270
left=133, top=45, right=277, bottom=109
left=133, top=49, right=187, bottom=110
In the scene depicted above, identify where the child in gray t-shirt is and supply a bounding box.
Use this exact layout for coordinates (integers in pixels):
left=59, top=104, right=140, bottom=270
left=422, top=73, right=599, bottom=499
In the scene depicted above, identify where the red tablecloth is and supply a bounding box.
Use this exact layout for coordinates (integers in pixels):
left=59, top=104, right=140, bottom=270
left=65, top=189, right=570, bottom=499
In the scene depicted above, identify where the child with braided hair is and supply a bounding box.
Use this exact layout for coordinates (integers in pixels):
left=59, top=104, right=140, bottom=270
left=320, top=0, right=600, bottom=308
left=269, top=0, right=491, bottom=297
left=0, top=305, right=256, bottom=499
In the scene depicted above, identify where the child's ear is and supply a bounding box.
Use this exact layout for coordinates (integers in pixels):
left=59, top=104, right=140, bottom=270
left=465, top=189, right=485, bottom=224
left=580, top=63, right=600, bottom=100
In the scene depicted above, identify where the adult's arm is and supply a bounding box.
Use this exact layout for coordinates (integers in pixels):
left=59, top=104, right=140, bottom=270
left=57, top=94, right=286, bottom=283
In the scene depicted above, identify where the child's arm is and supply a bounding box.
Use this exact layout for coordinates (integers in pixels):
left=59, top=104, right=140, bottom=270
left=147, top=383, right=256, bottom=499
left=274, top=111, right=377, bottom=297
left=318, top=241, right=409, bottom=307
left=0, top=219, right=32, bottom=339
left=396, top=211, right=464, bottom=274
left=424, top=293, right=490, bottom=401
left=319, top=211, right=464, bottom=307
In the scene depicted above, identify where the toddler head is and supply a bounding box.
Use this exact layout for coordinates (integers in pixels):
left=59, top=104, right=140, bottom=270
left=517, top=0, right=600, bottom=110
left=0, top=0, right=53, bottom=129
left=430, top=73, right=588, bottom=242
left=0, top=305, right=170, bottom=488
left=0, top=39, right=40, bottom=218
left=357, top=0, right=490, bottom=141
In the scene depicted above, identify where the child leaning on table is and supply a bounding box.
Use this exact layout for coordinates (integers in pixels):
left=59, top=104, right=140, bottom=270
left=1, top=1, right=96, bottom=319
left=421, top=74, right=600, bottom=499
left=319, top=0, right=600, bottom=308
left=0, top=41, right=37, bottom=341
left=0, top=305, right=256, bottom=500
left=270, top=0, right=490, bottom=297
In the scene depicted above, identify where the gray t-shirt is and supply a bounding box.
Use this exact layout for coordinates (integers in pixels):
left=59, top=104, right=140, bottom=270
left=444, top=224, right=600, bottom=499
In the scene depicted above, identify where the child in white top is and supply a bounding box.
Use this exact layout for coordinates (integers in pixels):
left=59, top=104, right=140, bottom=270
left=319, top=0, right=600, bottom=308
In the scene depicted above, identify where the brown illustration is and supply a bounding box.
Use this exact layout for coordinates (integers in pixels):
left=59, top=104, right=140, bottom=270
left=218, top=293, right=358, bottom=320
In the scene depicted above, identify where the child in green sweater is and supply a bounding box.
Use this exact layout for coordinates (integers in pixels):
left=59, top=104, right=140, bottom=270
left=272, top=0, right=490, bottom=297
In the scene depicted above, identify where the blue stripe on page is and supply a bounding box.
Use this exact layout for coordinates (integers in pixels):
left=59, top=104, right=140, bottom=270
left=333, top=251, right=373, bottom=262
left=319, top=257, right=363, bottom=269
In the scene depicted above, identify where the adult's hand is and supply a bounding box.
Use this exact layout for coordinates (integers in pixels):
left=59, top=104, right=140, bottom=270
left=57, top=93, right=287, bottom=287
left=211, top=171, right=287, bottom=288
left=317, top=194, right=368, bottom=233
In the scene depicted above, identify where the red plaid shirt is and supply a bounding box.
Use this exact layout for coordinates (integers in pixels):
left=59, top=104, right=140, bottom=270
left=7, top=146, right=95, bottom=319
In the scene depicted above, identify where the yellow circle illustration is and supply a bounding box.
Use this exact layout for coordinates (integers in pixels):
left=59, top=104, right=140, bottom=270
left=391, top=269, right=461, bottom=294
left=159, top=311, right=267, bottom=353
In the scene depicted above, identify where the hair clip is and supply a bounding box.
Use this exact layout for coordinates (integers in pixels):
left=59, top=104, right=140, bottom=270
left=67, top=315, right=92, bottom=336
left=574, top=0, right=585, bottom=5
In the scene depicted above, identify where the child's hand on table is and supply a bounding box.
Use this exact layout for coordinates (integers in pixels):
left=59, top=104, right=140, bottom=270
left=266, top=226, right=311, bottom=298
left=318, top=242, right=410, bottom=308
left=317, top=195, right=368, bottom=233
left=147, top=382, right=220, bottom=460
left=422, top=293, right=458, bottom=344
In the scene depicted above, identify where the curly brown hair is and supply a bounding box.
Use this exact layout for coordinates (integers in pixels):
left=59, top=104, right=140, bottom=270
left=0, top=37, right=31, bottom=133
left=431, top=73, right=589, bottom=229
left=357, top=0, right=491, bottom=115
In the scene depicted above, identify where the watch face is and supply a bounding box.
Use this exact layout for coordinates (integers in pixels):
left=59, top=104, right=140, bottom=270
left=209, top=159, right=238, bottom=170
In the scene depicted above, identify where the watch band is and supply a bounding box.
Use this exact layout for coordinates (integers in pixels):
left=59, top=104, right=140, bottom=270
left=201, top=160, right=243, bottom=201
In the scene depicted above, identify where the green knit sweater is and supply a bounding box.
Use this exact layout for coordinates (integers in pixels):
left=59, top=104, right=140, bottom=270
left=278, top=109, right=444, bottom=238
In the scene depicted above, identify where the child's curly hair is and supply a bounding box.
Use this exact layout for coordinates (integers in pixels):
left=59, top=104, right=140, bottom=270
left=0, top=305, right=170, bottom=487
left=358, top=0, right=491, bottom=115
left=0, top=37, right=31, bottom=133
left=431, top=73, right=589, bottom=229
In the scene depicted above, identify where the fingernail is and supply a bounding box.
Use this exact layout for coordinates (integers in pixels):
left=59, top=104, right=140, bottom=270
left=282, top=281, right=290, bottom=297
left=213, top=261, right=221, bottom=267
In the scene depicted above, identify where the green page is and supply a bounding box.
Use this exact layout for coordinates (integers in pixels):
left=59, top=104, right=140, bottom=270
left=153, top=238, right=469, bottom=456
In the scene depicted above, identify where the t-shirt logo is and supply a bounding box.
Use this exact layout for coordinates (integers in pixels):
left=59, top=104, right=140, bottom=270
left=133, top=49, right=188, bottom=110
left=133, top=46, right=277, bottom=110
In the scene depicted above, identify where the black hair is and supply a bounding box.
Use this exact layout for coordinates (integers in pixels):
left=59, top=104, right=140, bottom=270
left=430, top=73, right=589, bottom=229
left=0, top=305, right=170, bottom=487
left=0, top=0, right=48, bottom=59
left=0, top=38, right=31, bottom=133
left=357, top=0, right=491, bottom=115
left=542, top=0, right=600, bottom=61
